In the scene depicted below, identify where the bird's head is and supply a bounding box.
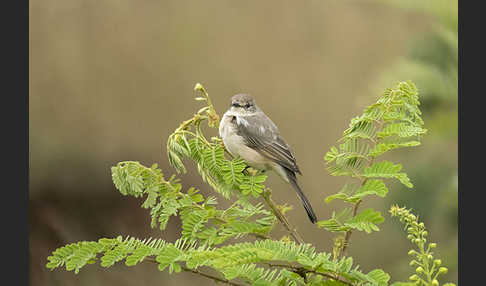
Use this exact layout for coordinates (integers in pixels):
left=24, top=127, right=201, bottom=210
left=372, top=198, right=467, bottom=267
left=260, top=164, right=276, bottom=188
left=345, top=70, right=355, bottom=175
left=229, top=93, right=258, bottom=114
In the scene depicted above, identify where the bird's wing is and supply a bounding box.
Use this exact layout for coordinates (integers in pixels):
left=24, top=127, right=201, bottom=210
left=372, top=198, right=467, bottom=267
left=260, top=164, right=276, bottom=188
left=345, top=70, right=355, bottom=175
left=235, top=113, right=301, bottom=174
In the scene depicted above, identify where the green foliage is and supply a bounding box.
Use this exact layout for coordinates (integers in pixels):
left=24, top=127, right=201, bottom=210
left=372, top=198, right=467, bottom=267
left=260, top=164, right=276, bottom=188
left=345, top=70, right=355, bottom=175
left=47, top=235, right=392, bottom=286
left=375, top=0, right=457, bottom=140
left=46, top=82, right=454, bottom=286
left=389, top=205, right=455, bottom=286
left=320, top=82, right=426, bottom=248
left=111, top=160, right=274, bottom=245
left=317, top=208, right=384, bottom=234
left=46, top=236, right=167, bottom=274
left=345, top=209, right=385, bottom=234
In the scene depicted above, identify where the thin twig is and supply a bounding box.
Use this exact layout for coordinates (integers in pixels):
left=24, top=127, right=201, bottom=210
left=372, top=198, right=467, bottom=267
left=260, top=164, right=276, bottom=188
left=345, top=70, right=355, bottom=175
left=145, top=257, right=248, bottom=286
left=262, top=188, right=305, bottom=244
left=341, top=159, right=373, bottom=257
left=181, top=266, right=247, bottom=286
left=341, top=199, right=362, bottom=256
left=262, top=262, right=354, bottom=286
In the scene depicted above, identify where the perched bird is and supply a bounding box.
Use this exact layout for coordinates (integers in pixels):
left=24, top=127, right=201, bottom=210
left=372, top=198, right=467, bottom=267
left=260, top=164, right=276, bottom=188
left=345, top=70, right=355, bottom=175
left=219, top=93, right=317, bottom=223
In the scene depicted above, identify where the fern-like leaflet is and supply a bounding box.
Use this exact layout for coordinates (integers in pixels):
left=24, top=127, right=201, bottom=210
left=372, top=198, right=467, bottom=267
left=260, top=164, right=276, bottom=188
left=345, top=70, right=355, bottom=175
left=320, top=81, right=427, bottom=258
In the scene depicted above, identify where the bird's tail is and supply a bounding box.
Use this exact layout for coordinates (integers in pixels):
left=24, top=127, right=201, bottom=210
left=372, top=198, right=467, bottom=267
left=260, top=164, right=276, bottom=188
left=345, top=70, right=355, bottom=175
left=284, top=169, right=318, bottom=224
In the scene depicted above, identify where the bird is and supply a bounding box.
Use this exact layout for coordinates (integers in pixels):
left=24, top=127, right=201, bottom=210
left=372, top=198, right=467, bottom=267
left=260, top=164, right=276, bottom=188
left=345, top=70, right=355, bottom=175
left=219, top=93, right=317, bottom=223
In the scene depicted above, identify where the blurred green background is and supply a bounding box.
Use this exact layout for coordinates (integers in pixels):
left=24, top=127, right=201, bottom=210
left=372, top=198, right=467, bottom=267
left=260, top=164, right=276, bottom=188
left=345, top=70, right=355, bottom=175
left=29, top=0, right=457, bottom=285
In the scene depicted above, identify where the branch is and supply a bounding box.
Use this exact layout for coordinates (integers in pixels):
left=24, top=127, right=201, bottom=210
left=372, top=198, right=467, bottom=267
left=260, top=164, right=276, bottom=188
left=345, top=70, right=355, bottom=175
left=263, top=262, right=354, bottom=286
left=182, top=266, right=248, bottom=286
left=339, top=103, right=392, bottom=257
left=341, top=199, right=362, bottom=256
left=262, top=188, right=305, bottom=244
left=145, top=257, right=248, bottom=286
left=341, top=159, right=374, bottom=257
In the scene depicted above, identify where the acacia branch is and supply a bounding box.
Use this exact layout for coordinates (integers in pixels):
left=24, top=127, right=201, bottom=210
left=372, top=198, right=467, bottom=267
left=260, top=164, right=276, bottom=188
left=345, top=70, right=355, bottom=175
left=338, top=116, right=385, bottom=257
left=341, top=199, right=362, bottom=256
left=181, top=266, right=248, bottom=286
left=145, top=258, right=248, bottom=286
left=341, top=160, right=374, bottom=257
left=262, top=262, right=354, bottom=286
left=262, top=188, right=305, bottom=244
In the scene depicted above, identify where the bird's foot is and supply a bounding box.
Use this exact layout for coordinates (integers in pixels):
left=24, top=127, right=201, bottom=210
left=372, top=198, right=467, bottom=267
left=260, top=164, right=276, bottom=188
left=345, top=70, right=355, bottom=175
left=243, top=166, right=261, bottom=176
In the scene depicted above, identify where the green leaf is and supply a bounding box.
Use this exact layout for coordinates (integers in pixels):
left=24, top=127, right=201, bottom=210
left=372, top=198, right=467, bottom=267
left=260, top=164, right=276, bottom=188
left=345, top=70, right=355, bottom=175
left=169, top=151, right=186, bottom=173
left=101, top=238, right=135, bottom=268
left=325, top=192, right=359, bottom=204
left=141, top=185, right=160, bottom=208
left=125, top=245, right=152, bottom=266
left=221, top=221, right=271, bottom=238
left=156, top=244, right=182, bottom=272
left=342, top=119, right=376, bottom=142
left=377, top=123, right=426, bottom=139
left=344, top=208, right=384, bottom=233
left=201, top=145, right=225, bottom=173
left=317, top=208, right=353, bottom=232
left=188, top=137, right=205, bottom=162
left=351, top=179, right=388, bottom=200
left=368, top=141, right=421, bottom=157
left=325, top=184, right=360, bottom=203
left=338, top=257, right=354, bottom=273
left=191, top=194, right=204, bottom=203
left=240, top=174, right=267, bottom=197
left=326, top=165, right=355, bottom=177
left=320, top=281, right=349, bottom=286
left=362, top=161, right=413, bottom=188
left=365, top=269, right=390, bottom=286
left=180, top=208, right=209, bottom=240
left=324, top=146, right=339, bottom=163
left=220, top=157, right=247, bottom=186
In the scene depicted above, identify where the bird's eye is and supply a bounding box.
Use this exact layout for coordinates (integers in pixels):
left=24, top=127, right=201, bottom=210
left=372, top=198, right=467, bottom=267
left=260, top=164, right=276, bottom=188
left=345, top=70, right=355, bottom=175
left=231, top=103, right=239, bottom=108
left=245, top=103, right=251, bottom=108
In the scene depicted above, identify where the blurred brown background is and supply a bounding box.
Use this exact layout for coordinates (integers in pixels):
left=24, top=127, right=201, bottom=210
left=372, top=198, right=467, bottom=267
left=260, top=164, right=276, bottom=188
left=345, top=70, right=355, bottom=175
left=29, top=0, right=457, bottom=285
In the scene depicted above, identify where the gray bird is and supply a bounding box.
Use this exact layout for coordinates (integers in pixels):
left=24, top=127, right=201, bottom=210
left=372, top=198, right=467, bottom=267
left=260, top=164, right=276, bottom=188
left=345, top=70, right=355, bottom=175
left=219, top=93, right=317, bottom=223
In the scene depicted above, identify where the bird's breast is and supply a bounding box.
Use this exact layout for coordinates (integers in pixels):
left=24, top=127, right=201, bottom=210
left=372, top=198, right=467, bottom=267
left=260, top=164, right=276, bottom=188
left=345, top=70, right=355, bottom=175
left=219, top=113, right=268, bottom=170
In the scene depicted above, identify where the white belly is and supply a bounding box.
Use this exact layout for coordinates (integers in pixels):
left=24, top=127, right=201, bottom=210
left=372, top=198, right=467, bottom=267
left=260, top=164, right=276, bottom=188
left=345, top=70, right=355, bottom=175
left=219, top=113, right=268, bottom=170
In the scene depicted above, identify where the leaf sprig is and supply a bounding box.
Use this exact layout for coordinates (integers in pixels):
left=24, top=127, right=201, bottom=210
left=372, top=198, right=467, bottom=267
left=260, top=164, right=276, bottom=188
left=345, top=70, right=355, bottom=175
left=320, top=81, right=427, bottom=257
left=47, top=236, right=391, bottom=286
left=112, top=161, right=274, bottom=245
